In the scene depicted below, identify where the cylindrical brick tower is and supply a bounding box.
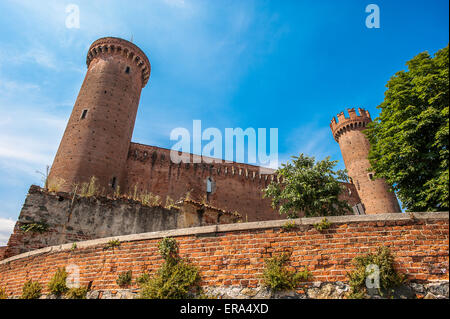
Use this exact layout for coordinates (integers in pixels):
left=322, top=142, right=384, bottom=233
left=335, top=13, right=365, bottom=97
left=49, top=37, right=151, bottom=193
left=330, top=108, right=401, bottom=214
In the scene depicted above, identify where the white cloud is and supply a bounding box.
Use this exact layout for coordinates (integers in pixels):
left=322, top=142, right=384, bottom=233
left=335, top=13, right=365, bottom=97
left=0, top=217, right=15, bottom=246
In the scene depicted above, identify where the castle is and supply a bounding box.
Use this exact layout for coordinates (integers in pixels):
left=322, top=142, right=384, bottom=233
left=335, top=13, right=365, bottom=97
left=1, top=37, right=447, bottom=300
left=48, top=36, right=400, bottom=220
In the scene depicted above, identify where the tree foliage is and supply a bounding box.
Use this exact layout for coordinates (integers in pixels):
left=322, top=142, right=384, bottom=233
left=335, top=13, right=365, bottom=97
left=364, top=45, right=449, bottom=212
left=263, top=154, right=351, bottom=218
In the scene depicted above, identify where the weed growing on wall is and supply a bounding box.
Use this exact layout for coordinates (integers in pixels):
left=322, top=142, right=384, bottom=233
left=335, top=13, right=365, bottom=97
left=281, top=220, right=298, bottom=232
left=21, top=280, right=42, bottom=299
left=48, top=267, right=68, bottom=296
left=66, top=286, right=88, bottom=299
left=139, top=238, right=202, bottom=299
left=116, top=270, right=133, bottom=287
left=313, top=218, right=331, bottom=232
left=0, top=287, right=8, bottom=299
left=262, top=253, right=312, bottom=291
left=347, top=246, right=406, bottom=298
left=20, top=221, right=49, bottom=233
left=103, top=239, right=121, bottom=250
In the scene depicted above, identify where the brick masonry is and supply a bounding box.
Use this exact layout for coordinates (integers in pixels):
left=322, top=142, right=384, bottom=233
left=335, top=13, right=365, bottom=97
left=0, top=212, right=447, bottom=298
left=47, top=37, right=363, bottom=223
left=3, top=186, right=240, bottom=259
left=330, top=108, right=401, bottom=214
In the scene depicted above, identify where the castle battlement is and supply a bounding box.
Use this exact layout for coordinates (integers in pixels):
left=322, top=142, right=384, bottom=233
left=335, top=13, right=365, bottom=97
left=86, top=37, right=151, bottom=87
left=330, top=108, right=372, bottom=142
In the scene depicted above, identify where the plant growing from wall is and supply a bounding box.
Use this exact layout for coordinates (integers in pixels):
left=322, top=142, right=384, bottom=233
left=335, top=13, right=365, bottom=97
left=165, top=196, right=180, bottom=210
left=66, top=286, right=88, bottom=299
left=79, top=176, right=100, bottom=197
left=20, top=221, right=49, bottom=233
left=139, top=238, right=202, bottom=299
left=21, top=279, right=42, bottom=299
left=103, top=239, right=121, bottom=250
left=158, top=237, right=178, bottom=260
left=0, top=287, right=8, bottom=299
left=281, top=220, right=298, bottom=232
left=347, top=246, right=406, bottom=299
left=71, top=243, right=77, bottom=251
left=313, top=218, right=332, bottom=232
left=262, top=253, right=312, bottom=292
left=48, top=267, right=68, bottom=296
left=263, top=154, right=351, bottom=218
left=116, top=270, right=133, bottom=287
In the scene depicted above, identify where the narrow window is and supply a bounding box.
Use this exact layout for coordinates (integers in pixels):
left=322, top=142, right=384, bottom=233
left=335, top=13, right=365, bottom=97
left=368, top=173, right=374, bottom=181
left=81, top=109, right=88, bottom=119
left=125, top=66, right=130, bottom=74
left=111, top=177, right=117, bottom=189
left=206, top=178, right=212, bottom=193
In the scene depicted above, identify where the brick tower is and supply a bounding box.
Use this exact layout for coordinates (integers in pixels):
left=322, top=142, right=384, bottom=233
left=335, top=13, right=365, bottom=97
left=330, top=108, right=401, bottom=214
left=49, top=37, right=151, bottom=193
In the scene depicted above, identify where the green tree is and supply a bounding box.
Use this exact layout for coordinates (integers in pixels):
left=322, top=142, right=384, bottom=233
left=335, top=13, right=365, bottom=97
left=263, top=154, right=351, bottom=218
left=364, top=45, right=449, bottom=212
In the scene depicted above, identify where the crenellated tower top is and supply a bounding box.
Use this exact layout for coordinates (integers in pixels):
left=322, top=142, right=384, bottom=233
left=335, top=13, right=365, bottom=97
left=86, top=37, right=151, bottom=87
left=330, top=108, right=372, bottom=142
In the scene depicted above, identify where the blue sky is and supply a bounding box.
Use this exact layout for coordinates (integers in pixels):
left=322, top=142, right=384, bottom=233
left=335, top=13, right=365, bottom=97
left=0, top=0, right=448, bottom=244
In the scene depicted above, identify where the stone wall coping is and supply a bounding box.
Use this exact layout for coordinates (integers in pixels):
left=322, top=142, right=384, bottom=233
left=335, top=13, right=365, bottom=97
left=1, top=211, right=447, bottom=265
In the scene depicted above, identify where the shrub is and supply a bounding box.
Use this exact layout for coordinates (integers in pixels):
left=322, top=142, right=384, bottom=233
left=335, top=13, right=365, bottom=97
left=66, top=286, right=88, bottom=299
left=21, top=280, right=42, bottom=299
left=48, top=267, right=68, bottom=296
left=347, top=246, right=406, bottom=298
left=313, top=218, right=331, bottom=232
left=136, top=272, right=151, bottom=286
left=139, top=258, right=201, bottom=299
left=0, top=287, right=8, bottom=299
left=262, top=253, right=311, bottom=292
left=139, top=238, right=202, bottom=299
left=116, top=270, right=132, bottom=287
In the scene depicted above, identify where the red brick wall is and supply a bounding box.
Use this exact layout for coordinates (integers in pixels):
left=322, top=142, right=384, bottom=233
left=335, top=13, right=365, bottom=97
left=0, top=212, right=447, bottom=297
left=124, top=143, right=362, bottom=222
left=49, top=37, right=151, bottom=193
left=330, top=108, right=401, bottom=214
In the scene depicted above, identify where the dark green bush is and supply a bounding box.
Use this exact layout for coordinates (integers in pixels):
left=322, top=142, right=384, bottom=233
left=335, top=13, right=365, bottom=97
left=116, top=270, right=132, bottom=287
left=48, top=267, right=68, bottom=296
left=21, top=280, right=42, bottom=299
left=347, top=246, right=406, bottom=298
left=139, top=238, right=202, bottom=299
left=66, top=286, right=88, bottom=299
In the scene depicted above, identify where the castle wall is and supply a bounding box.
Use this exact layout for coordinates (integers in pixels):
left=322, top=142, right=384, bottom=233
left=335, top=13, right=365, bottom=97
left=123, top=143, right=362, bottom=222
left=3, top=186, right=240, bottom=259
left=0, top=212, right=447, bottom=299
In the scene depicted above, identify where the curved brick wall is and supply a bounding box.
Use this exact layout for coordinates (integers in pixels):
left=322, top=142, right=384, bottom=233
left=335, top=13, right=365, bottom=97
left=0, top=212, right=447, bottom=298
left=49, top=37, right=150, bottom=192
left=331, top=108, right=401, bottom=214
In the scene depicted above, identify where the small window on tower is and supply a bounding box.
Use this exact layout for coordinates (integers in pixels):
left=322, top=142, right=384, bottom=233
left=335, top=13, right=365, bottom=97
left=206, top=177, right=212, bottom=193
left=111, top=177, right=117, bottom=189
left=81, top=109, right=88, bottom=119
left=125, top=66, right=130, bottom=74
